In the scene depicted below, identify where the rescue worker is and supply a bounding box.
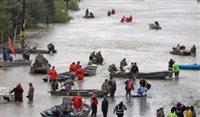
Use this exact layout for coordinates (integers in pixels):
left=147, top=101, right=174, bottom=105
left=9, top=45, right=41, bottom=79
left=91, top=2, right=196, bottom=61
left=76, top=66, right=84, bottom=80
left=190, top=106, right=196, bottom=117
left=111, top=8, right=115, bottom=15
left=85, top=8, right=89, bottom=17
left=71, top=93, right=83, bottom=113
left=191, top=45, right=196, bottom=57
left=109, top=77, right=116, bottom=97
left=64, top=79, right=74, bottom=96
left=121, top=16, right=125, bottom=23
left=90, top=94, right=98, bottom=117
left=101, top=96, right=109, bottom=117
left=107, top=11, right=111, bottom=16
left=119, top=58, right=127, bottom=72
left=75, top=61, right=81, bottom=72
left=125, top=79, right=133, bottom=98
left=101, top=79, right=110, bottom=96
left=172, top=61, right=180, bottom=79
left=48, top=66, right=58, bottom=91
left=167, top=108, right=177, bottom=117
left=27, top=83, right=34, bottom=102
left=113, top=101, right=127, bottom=117
left=129, top=62, right=139, bottom=81
left=23, top=50, right=30, bottom=60
left=96, top=51, right=103, bottom=65
left=69, top=62, right=76, bottom=72
left=10, top=83, right=24, bottom=102
left=157, top=108, right=165, bottom=117
left=184, top=106, right=192, bottom=117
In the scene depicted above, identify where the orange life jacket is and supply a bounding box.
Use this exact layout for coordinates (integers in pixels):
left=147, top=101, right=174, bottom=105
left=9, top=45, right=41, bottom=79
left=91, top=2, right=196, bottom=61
left=48, top=68, right=57, bottom=80
left=76, top=69, right=84, bottom=80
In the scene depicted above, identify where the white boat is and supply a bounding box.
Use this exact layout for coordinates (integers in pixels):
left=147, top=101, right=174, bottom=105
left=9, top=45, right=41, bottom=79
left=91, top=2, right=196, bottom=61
left=0, top=87, right=14, bottom=103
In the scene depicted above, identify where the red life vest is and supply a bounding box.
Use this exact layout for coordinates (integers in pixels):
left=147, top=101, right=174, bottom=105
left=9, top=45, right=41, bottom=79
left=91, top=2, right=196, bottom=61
left=76, top=69, right=84, bottom=80
left=127, top=80, right=132, bottom=89
left=48, top=68, right=57, bottom=80
left=71, top=96, right=83, bottom=109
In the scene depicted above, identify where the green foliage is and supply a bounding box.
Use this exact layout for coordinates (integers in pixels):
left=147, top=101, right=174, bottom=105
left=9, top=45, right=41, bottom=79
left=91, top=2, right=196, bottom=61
left=68, top=0, right=80, bottom=11
left=26, top=0, right=47, bottom=28
left=52, top=0, right=68, bottom=23
left=0, top=0, right=78, bottom=44
left=0, top=10, right=13, bottom=43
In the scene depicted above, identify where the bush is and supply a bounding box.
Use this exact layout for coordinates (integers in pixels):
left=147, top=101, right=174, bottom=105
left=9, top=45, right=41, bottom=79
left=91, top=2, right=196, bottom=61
left=68, top=0, right=80, bottom=11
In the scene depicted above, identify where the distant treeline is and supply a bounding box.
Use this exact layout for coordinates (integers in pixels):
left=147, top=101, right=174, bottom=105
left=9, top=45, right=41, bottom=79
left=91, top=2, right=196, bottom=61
left=0, top=0, right=79, bottom=44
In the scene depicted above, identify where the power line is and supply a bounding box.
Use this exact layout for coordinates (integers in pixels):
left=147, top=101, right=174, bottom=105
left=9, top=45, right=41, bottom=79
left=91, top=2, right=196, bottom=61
left=0, top=0, right=22, bottom=9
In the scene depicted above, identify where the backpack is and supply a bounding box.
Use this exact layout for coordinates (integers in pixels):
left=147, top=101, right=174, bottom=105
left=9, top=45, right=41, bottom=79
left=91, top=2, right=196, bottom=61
left=127, top=81, right=132, bottom=89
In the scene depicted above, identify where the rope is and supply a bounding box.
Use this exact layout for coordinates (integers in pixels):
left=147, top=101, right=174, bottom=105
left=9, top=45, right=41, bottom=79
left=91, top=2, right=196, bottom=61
left=0, top=0, right=22, bottom=9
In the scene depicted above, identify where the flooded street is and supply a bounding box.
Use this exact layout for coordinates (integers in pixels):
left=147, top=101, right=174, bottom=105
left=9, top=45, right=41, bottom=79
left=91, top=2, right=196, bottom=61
left=1, top=0, right=200, bottom=116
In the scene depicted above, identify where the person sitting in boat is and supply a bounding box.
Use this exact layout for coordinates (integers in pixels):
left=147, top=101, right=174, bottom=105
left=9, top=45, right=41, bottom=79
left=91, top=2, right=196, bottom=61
left=76, top=66, right=84, bottom=80
left=137, top=86, right=147, bottom=96
left=107, top=11, right=111, bottom=16
left=154, top=21, right=161, bottom=29
left=126, top=16, right=133, bottom=22
left=10, top=83, right=24, bottom=101
left=176, top=44, right=181, bottom=52
left=47, top=43, right=56, bottom=53
left=121, top=16, right=125, bottom=23
left=191, top=45, right=196, bottom=57
left=85, top=8, right=89, bottom=17
left=96, top=51, right=104, bottom=65
left=108, top=64, right=118, bottom=75
left=89, top=51, right=96, bottom=61
left=89, top=12, right=95, bottom=18
left=69, top=62, right=76, bottom=72
left=23, top=50, right=30, bottom=60
left=111, top=8, right=115, bottom=15
left=120, top=58, right=127, bottom=72
left=71, top=92, right=83, bottom=113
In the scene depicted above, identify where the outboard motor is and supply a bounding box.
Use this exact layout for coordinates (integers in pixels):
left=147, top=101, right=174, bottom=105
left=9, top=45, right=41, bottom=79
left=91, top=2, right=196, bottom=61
left=47, top=43, right=56, bottom=53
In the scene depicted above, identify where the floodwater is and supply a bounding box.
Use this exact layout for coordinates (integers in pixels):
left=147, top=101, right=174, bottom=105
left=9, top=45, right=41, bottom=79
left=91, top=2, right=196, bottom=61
left=1, top=0, right=200, bottom=116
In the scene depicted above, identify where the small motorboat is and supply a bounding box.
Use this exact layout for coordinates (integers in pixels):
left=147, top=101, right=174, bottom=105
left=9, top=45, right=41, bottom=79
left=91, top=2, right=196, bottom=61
left=170, top=50, right=191, bottom=56
left=149, top=23, right=162, bottom=30
left=0, top=60, right=32, bottom=67
left=177, top=63, right=200, bottom=70
left=50, top=89, right=104, bottom=97
left=0, top=87, right=15, bottom=103
left=110, top=70, right=171, bottom=79
left=8, top=43, right=57, bottom=54
left=40, top=97, right=91, bottom=117
left=30, top=66, right=50, bottom=74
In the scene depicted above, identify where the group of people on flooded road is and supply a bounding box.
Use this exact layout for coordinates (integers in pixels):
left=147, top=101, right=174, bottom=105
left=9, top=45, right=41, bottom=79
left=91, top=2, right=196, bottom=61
left=70, top=92, right=127, bottom=117
left=157, top=103, right=196, bottom=117
left=9, top=83, right=34, bottom=102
